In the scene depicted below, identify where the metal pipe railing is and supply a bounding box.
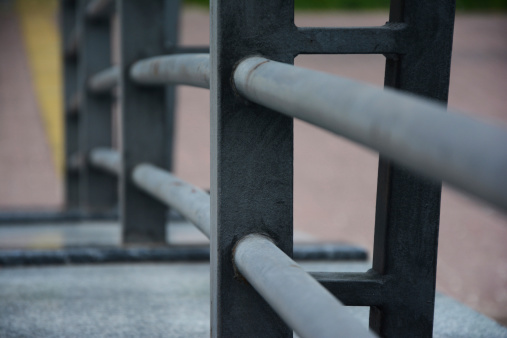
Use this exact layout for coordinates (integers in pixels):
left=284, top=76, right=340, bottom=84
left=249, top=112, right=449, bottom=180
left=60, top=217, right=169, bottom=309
left=89, top=148, right=120, bottom=175
left=86, top=0, right=115, bottom=19
left=130, top=54, right=210, bottom=88
left=132, top=163, right=211, bottom=238
left=234, top=56, right=507, bottom=211
left=234, top=234, right=376, bottom=338
left=88, top=66, right=119, bottom=93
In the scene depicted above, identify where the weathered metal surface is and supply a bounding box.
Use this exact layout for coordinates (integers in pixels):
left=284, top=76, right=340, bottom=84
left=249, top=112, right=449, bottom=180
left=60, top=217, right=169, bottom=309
left=233, top=56, right=507, bottom=211
left=67, top=92, right=82, bottom=115
left=132, top=164, right=210, bottom=238
left=88, top=66, right=119, bottom=93
left=65, top=27, right=80, bottom=58
left=61, top=0, right=80, bottom=209
left=67, top=152, right=84, bottom=172
left=162, top=0, right=180, bottom=208
left=89, top=147, right=120, bottom=175
left=130, top=54, right=209, bottom=88
left=210, top=1, right=294, bottom=336
left=370, top=1, right=456, bottom=336
left=169, top=46, right=209, bottom=54
left=118, top=0, right=168, bottom=244
left=311, top=272, right=384, bottom=307
left=296, top=25, right=405, bottom=55
left=234, top=234, right=376, bottom=338
left=77, top=0, right=116, bottom=212
left=85, top=0, right=114, bottom=19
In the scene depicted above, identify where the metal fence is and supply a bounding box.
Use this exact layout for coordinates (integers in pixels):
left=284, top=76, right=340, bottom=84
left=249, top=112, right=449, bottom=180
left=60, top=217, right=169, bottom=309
left=60, top=0, right=507, bottom=337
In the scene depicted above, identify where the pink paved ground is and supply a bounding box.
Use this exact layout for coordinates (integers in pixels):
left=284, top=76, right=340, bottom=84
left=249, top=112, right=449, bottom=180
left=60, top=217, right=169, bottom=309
left=0, top=10, right=62, bottom=210
left=0, top=6, right=506, bottom=324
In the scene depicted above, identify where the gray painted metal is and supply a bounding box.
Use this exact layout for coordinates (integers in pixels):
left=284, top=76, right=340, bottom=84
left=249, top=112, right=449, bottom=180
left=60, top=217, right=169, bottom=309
left=132, top=164, right=210, bottom=238
left=130, top=54, right=209, bottom=89
left=296, top=26, right=404, bottom=55
left=88, top=66, right=118, bottom=93
left=118, top=0, right=168, bottom=244
left=67, top=152, right=84, bottom=172
left=370, top=2, right=456, bottom=335
left=65, top=27, right=80, bottom=58
left=311, top=271, right=384, bottom=307
left=61, top=0, right=80, bottom=209
left=67, top=92, right=81, bottom=115
left=85, top=0, right=114, bottom=19
left=210, top=1, right=294, bottom=336
left=77, top=0, right=116, bottom=212
left=234, top=56, right=507, bottom=211
left=162, top=0, right=180, bottom=216
left=89, top=147, right=120, bottom=175
left=234, top=234, right=376, bottom=338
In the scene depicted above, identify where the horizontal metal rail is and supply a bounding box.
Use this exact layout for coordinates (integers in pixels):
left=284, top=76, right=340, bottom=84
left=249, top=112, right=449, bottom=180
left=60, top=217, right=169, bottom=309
left=234, top=234, right=376, bottom=338
left=132, top=164, right=211, bottom=238
left=86, top=0, right=115, bottom=19
left=88, top=66, right=119, bottom=93
left=234, top=57, right=507, bottom=211
left=89, top=148, right=120, bottom=175
left=168, top=46, right=210, bottom=54
left=130, top=54, right=210, bottom=88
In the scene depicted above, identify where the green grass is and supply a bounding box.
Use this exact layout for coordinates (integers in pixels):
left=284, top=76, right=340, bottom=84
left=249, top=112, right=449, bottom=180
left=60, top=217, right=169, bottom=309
left=184, top=0, right=507, bottom=11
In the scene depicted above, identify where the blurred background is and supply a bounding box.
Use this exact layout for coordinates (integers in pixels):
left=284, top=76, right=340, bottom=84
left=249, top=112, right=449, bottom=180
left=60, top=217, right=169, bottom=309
left=0, top=0, right=506, bottom=327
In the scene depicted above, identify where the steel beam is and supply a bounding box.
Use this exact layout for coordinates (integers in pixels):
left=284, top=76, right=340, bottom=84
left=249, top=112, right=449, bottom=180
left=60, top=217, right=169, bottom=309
left=118, top=0, right=168, bottom=244
left=210, top=1, right=295, bottom=336
left=295, top=25, right=405, bottom=55
left=61, top=0, right=80, bottom=209
left=370, top=1, right=456, bottom=336
left=77, top=0, right=116, bottom=212
left=311, top=271, right=385, bottom=307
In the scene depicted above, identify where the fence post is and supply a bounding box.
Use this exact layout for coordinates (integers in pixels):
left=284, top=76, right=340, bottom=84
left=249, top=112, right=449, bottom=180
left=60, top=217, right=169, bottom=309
left=118, top=0, right=169, bottom=244
left=163, top=0, right=180, bottom=174
left=210, top=1, right=294, bottom=336
left=61, top=0, right=80, bottom=210
left=77, top=0, right=116, bottom=213
left=370, top=0, right=456, bottom=336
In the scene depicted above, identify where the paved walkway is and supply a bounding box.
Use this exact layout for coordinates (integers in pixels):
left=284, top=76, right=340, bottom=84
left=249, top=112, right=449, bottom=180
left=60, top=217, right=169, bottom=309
left=1, top=262, right=506, bottom=338
left=0, top=3, right=506, bottom=326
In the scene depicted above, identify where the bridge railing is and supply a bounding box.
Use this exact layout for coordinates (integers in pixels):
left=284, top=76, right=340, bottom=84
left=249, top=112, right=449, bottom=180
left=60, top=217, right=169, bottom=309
left=60, top=0, right=507, bottom=337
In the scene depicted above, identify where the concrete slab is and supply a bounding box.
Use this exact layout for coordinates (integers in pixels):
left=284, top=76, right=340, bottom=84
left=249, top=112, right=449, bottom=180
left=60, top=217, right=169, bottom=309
left=0, top=261, right=505, bottom=338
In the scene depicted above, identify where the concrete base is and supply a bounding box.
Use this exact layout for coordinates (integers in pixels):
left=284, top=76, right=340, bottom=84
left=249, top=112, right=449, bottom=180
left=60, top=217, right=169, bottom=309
left=0, top=262, right=505, bottom=337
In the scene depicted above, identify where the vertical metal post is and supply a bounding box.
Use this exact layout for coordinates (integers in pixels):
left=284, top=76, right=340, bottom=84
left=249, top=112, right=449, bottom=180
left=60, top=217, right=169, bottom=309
left=77, top=0, right=116, bottom=212
left=163, top=0, right=180, bottom=173
left=61, top=0, right=79, bottom=210
left=210, top=1, right=294, bottom=336
left=370, top=0, right=456, bottom=336
left=118, top=0, right=168, bottom=244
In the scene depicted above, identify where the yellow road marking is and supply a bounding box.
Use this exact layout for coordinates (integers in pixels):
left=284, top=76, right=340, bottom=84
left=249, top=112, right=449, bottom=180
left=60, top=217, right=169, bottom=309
left=16, top=0, right=63, bottom=177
